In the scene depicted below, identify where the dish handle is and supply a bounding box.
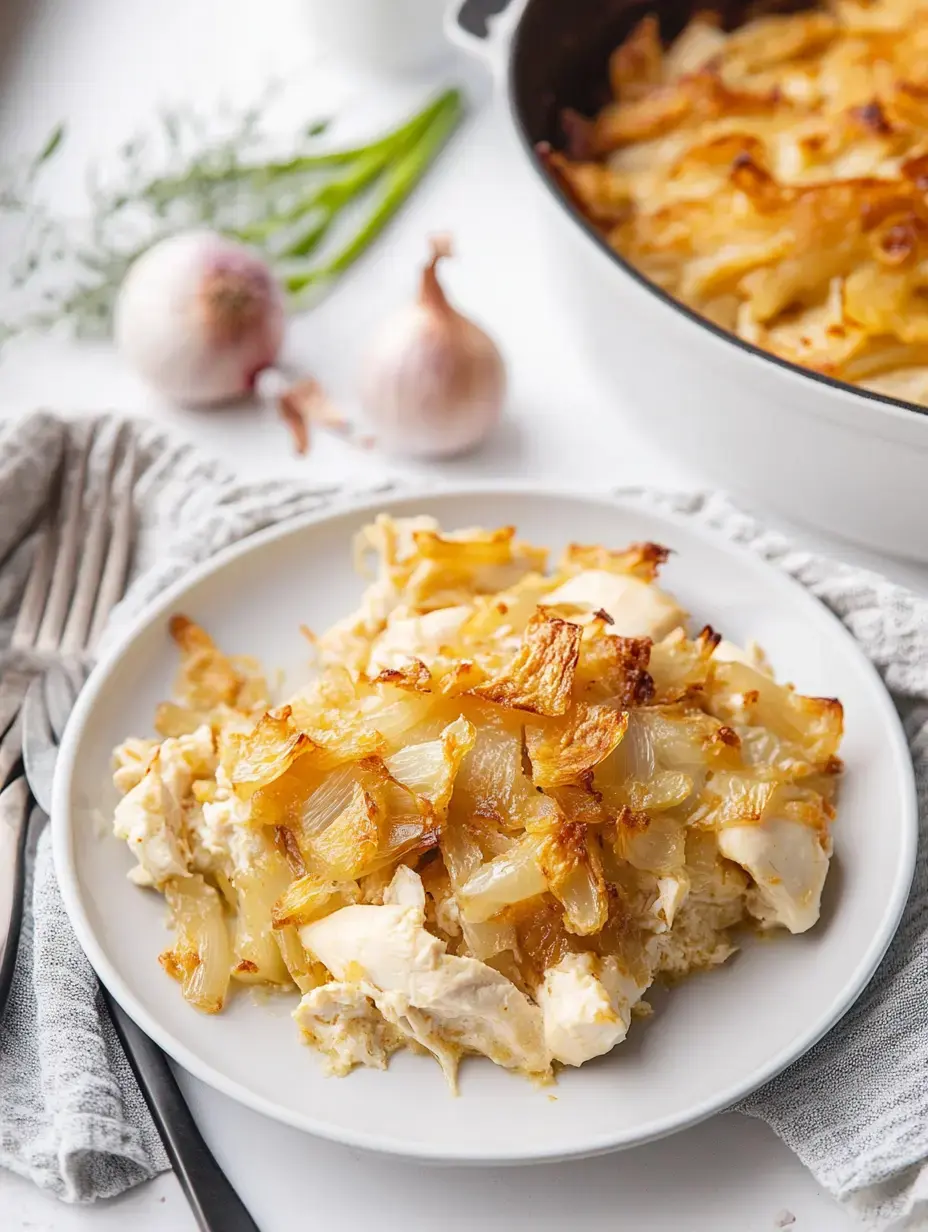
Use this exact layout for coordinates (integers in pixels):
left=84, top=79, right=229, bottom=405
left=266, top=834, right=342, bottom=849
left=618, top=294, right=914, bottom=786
left=444, top=0, right=527, bottom=77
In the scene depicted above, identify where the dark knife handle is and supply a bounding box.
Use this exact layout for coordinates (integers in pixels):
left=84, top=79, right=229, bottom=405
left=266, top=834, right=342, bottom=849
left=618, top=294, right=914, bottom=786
left=104, top=990, right=261, bottom=1232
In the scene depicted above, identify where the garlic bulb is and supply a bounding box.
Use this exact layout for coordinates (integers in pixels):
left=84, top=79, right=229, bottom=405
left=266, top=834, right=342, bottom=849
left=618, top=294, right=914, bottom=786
left=359, top=237, right=505, bottom=458
left=114, top=230, right=286, bottom=406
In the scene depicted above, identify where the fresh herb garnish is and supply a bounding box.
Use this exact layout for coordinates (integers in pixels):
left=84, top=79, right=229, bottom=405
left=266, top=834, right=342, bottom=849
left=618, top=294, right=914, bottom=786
left=0, top=88, right=464, bottom=345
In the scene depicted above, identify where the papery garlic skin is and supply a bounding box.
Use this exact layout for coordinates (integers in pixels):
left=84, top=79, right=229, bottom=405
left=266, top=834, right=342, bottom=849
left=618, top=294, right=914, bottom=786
left=360, top=238, right=506, bottom=458
left=114, top=230, right=286, bottom=406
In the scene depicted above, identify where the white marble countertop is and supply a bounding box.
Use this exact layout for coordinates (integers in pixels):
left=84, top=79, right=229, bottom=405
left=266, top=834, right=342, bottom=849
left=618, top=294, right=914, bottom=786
left=1, top=0, right=924, bottom=1228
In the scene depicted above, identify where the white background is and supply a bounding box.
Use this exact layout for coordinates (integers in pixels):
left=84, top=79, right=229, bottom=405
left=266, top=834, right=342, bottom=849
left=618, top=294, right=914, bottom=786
left=1, top=0, right=924, bottom=1228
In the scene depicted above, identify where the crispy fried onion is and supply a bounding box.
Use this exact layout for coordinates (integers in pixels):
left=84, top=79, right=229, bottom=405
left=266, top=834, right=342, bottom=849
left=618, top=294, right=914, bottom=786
left=471, top=609, right=581, bottom=715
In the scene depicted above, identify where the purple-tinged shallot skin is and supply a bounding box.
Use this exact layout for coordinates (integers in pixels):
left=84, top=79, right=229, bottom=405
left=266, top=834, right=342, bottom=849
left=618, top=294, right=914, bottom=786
left=115, top=230, right=286, bottom=406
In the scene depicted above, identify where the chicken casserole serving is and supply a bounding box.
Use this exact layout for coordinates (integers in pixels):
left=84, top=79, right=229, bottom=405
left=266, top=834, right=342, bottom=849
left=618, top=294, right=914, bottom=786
left=546, top=0, right=928, bottom=407
left=111, top=517, right=842, bottom=1089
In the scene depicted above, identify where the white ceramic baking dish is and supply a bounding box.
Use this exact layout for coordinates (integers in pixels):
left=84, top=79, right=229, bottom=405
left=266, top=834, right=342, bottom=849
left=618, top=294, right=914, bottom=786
left=447, top=0, right=928, bottom=561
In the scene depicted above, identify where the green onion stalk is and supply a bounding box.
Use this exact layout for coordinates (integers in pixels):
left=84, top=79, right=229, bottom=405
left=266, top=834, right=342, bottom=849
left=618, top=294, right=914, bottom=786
left=283, top=90, right=463, bottom=295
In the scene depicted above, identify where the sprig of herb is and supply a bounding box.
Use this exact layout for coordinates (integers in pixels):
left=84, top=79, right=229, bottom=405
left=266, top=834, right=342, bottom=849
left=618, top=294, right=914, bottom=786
left=0, top=88, right=464, bottom=345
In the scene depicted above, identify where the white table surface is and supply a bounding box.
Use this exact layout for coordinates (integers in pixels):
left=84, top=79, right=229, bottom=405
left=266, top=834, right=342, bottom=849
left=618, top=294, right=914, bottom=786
left=1, top=1, right=924, bottom=1229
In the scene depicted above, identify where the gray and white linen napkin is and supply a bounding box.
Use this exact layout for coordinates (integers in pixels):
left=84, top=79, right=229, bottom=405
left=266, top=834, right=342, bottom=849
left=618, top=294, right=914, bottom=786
left=0, top=411, right=926, bottom=1227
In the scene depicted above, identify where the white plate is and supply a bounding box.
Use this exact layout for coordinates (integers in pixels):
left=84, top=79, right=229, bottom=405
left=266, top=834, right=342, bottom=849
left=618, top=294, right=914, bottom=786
left=53, top=485, right=917, bottom=1164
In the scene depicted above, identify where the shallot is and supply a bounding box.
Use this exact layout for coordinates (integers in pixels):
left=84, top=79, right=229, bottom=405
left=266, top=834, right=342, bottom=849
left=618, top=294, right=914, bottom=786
left=114, top=230, right=286, bottom=406
left=359, top=236, right=505, bottom=458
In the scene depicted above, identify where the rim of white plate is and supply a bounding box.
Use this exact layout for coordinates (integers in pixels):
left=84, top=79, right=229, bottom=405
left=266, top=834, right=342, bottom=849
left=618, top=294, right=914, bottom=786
left=52, top=480, right=918, bottom=1164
